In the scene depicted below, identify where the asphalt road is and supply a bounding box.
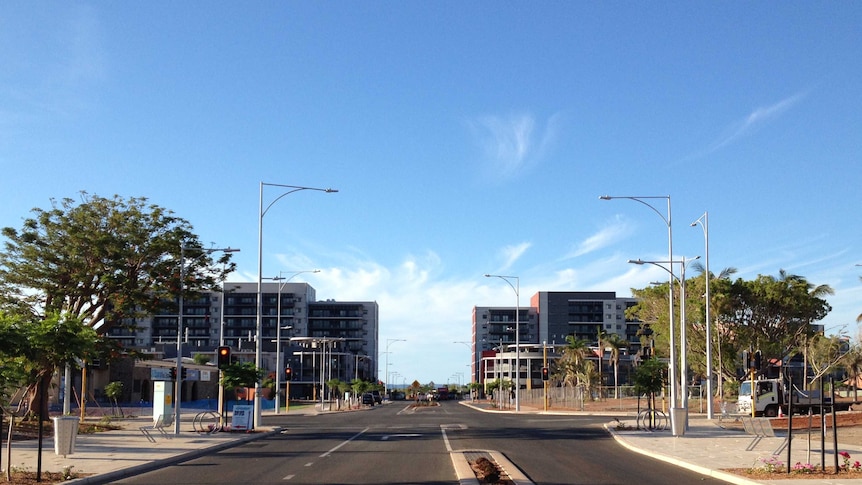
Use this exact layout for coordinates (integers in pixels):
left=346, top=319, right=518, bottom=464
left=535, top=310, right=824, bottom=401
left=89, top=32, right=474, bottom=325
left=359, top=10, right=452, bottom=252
left=115, top=401, right=724, bottom=484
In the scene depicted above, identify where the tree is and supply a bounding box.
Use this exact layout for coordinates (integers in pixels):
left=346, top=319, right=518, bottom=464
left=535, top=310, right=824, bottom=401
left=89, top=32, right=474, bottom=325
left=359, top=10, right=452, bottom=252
left=104, top=381, right=124, bottom=417
left=221, top=361, right=265, bottom=401
left=604, top=333, right=628, bottom=399
left=1, top=312, right=99, bottom=418
left=0, top=194, right=236, bottom=414
left=557, top=335, right=589, bottom=388
left=0, top=193, right=236, bottom=333
left=725, top=270, right=833, bottom=378
left=632, top=358, right=667, bottom=411
left=842, top=344, right=862, bottom=401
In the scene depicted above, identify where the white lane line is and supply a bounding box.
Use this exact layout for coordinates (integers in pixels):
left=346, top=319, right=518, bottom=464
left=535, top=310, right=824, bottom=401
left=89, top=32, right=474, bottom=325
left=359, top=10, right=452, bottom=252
left=283, top=474, right=295, bottom=480
left=441, top=427, right=453, bottom=452
left=320, top=427, right=369, bottom=458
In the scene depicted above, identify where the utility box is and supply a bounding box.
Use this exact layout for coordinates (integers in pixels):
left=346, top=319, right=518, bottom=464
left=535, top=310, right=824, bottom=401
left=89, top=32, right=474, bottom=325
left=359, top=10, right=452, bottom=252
left=53, top=416, right=79, bottom=456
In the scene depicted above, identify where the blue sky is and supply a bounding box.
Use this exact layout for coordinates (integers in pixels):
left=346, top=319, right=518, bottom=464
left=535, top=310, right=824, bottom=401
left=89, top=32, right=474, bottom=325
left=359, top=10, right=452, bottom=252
left=1, top=3, right=860, bottom=385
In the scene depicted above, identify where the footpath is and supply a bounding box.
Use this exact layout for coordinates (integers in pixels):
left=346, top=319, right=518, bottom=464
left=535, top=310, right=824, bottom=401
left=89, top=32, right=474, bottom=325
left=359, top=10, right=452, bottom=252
left=6, top=403, right=862, bottom=484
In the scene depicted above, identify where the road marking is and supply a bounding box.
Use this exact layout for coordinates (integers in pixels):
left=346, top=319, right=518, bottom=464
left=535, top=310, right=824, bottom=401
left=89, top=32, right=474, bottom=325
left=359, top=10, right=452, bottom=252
left=283, top=474, right=295, bottom=480
left=381, top=433, right=422, bottom=440
left=320, top=427, right=369, bottom=457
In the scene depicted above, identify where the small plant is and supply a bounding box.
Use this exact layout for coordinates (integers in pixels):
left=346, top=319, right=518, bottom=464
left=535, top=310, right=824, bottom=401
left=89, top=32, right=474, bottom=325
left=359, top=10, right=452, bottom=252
left=839, top=451, right=862, bottom=471
left=62, top=465, right=76, bottom=480
left=792, top=462, right=815, bottom=474
left=760, top=455, right=783, bottom=473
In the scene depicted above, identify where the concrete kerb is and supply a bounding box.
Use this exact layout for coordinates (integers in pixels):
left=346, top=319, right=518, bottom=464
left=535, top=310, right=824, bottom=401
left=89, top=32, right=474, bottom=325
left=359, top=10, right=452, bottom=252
left=64, top=427, right=284, bottom=485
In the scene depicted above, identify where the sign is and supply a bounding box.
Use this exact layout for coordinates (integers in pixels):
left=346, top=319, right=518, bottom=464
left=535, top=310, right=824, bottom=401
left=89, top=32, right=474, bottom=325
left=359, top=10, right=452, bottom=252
left=201, top=370, right=212, bottom=381
left=231, top=405, right=253, bottom=431
left=151, top=368, right=172, bottom=381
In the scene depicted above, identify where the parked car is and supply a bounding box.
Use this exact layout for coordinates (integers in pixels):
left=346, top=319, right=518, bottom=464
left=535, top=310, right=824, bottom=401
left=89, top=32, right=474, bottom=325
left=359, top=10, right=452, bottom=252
left=361, top=393, right=375, bottom=405
left=371, top=390, right=382, bottom=404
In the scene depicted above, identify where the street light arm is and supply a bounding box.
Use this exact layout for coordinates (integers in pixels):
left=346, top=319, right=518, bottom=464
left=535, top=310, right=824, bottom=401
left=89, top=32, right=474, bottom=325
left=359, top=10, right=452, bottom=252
left=599, top=195, right=670, bottom=226
left=261, top=183, right=338, bottom=218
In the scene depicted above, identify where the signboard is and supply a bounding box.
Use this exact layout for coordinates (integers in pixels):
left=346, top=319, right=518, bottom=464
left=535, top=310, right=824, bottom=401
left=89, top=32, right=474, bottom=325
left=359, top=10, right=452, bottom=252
left=231, top=405, right=254, bottom=431
left=151, top=368, right=172, bottom=381
left=201, top=370, right=212, bottom=382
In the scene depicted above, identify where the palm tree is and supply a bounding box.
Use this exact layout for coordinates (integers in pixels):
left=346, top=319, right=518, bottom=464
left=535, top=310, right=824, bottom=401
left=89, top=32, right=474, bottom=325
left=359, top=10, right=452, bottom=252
left=596, top=328, right=608, bottom=398
left=604, top=333, right=628, bottom=399
left=558, top=335, right=589, bottom=387
left=842, top=344, right=862, bottom=402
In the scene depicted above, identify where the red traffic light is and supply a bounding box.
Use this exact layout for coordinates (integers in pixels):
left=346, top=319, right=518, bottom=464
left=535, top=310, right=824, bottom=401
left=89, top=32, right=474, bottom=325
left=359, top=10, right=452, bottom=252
left=541, top=367, right=549, bottom=381
left=284, top=367, right=293, bottom=381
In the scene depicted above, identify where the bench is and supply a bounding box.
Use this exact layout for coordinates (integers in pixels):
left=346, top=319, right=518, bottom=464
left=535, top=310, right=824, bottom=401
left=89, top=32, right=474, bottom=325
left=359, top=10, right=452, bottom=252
left=140, top=413, right=174, bottom=443
left=741, top=417, right=789, bottom=454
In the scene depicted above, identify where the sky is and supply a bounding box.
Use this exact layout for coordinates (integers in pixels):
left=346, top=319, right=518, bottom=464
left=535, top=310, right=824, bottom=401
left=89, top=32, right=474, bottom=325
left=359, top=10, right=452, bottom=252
left=1, top=2, right=860, bottom=385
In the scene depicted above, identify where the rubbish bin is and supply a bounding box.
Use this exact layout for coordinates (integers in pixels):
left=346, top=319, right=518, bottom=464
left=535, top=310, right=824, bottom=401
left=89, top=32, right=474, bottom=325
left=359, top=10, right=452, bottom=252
left=670, top=407, right=686, bottom=436
left=53, top=416, right=80, bottom=456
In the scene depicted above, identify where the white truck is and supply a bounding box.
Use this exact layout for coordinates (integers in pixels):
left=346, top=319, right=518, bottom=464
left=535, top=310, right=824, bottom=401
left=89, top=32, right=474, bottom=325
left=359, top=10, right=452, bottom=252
left=737, top=378, right=836, bottom=417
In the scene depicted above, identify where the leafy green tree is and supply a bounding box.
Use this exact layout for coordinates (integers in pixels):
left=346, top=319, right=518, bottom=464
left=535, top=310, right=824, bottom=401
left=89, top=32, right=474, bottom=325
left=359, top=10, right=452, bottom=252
left=1, top=312, right=99, bottom=418
left=104, top=381, right=124, bottom=417
left=221, top=361, right=265, bottom=401
left=725, top=270, right=833, bottom=377
left=632, top=358, right=667, bottom=410
left=193, top=353, right=211, bottom=365
left=0, top=194, right=235, bottom=333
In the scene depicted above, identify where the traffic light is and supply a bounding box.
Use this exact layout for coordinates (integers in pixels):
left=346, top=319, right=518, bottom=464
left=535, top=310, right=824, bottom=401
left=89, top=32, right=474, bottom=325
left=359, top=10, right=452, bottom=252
left=169, top=368, right=177, bottom=380
left=181, top=367, right=188, bottom=380
left=217, top=346, right=231, bottom=369
left=284, top=367, right=293, bottom=381
left=541, top=367, right=549, bottom=381
left=742, top=350, right=750, bottom=369
left=753, top=350, right=762, bottom=369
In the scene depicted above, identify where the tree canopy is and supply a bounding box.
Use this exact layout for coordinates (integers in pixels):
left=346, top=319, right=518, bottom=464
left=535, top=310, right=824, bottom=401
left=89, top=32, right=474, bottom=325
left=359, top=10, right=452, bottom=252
left=0, top=193, right=236, bottom=333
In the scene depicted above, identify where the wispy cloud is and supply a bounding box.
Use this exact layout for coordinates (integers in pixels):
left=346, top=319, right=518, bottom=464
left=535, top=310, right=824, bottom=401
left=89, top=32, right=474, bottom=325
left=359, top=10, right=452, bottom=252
left=469, top=112, right=560, bottom=179
left=706, top=92, right=806, bottom=153
left=563, top=217, right=631, bottom=259
left=497, top=242, right=531, bottom=272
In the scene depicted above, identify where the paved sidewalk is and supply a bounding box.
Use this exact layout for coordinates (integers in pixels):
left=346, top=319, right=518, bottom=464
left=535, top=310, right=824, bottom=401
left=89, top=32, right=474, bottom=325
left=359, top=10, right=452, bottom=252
left=2, top=414, right=282, bottom=484
left=608, top=416, right=862, bottom=485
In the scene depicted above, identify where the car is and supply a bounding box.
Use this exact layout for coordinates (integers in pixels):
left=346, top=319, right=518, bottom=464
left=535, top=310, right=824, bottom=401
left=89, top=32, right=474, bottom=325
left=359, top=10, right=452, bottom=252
left=361, top=393, right=375, bottom=405
left=371, top=390, right=382, bottom=404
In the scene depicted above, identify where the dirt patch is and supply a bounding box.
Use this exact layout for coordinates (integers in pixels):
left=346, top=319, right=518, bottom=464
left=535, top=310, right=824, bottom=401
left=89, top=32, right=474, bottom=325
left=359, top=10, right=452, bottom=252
left=469, top=457, right=514, bottom=485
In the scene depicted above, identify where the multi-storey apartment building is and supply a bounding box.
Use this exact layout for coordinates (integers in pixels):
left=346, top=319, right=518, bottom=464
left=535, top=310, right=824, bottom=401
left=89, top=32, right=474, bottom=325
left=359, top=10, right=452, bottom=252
left=106, top=282, right=378, bottom=401
left=472, top=291, right=641, bottom=394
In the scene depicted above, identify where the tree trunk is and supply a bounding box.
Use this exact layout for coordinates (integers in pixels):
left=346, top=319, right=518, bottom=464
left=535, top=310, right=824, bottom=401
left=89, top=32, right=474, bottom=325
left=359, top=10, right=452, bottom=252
left=26, top=372, right=52, bottom=420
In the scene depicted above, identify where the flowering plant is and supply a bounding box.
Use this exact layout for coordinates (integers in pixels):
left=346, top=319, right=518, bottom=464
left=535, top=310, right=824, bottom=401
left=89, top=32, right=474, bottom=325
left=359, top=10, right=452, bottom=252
left=839, top=451, right=862, bottom=471
left=760, top=456, right=783, bottom=473
left=792, top=462, right=815, bottom=474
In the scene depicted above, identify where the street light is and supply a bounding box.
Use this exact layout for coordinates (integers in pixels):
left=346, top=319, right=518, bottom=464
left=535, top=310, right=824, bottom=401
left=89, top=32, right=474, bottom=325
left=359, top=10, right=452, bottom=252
left=265, top=270, right=319, bottom=415
left=177, top=244, right=239, bottom=435
left=691, top=212, right=714, bottom=419
left=600, top=195, right=676, bottom=427
left=484, top=274, right=520, bottom=412
left=629, top=256, right=699, bottom=430
left=453, top=341, right=473, bottom=384
left=256, top=182, right=337, bottom=428
left=385, top=339, right=406, bottom=399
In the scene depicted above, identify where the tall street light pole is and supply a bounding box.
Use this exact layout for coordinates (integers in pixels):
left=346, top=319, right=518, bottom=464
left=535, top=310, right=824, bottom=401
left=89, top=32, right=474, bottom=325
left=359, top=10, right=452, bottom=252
left=176, top=245, right=239, bottom=435
left=629, top=256, right=699, bottom=433
left=265, top=270, right=319, bottom=415
left=691, top=212, right=714, bottom=419
left=600, top=195, right=675, bottom=421
left=453, top=341, right=473, bottom=384
left=385, top=339, right=406, bottom=399
left=256, top=182, right=337, bottom=429
left=484, top=274, right=520, bottom=412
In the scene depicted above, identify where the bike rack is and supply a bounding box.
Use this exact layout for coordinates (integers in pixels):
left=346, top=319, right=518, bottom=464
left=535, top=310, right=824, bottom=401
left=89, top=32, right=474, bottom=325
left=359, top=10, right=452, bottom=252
left=636, top=409, right=668, bottom=431
left=193, top=411, right=222, bottom=434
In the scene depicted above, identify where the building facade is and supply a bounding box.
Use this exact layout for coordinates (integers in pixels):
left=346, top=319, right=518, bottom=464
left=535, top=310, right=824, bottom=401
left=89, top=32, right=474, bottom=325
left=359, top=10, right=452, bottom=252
left=473, top=291, right=642, bottom=394
left=105, top=282, right=379, bottom=402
